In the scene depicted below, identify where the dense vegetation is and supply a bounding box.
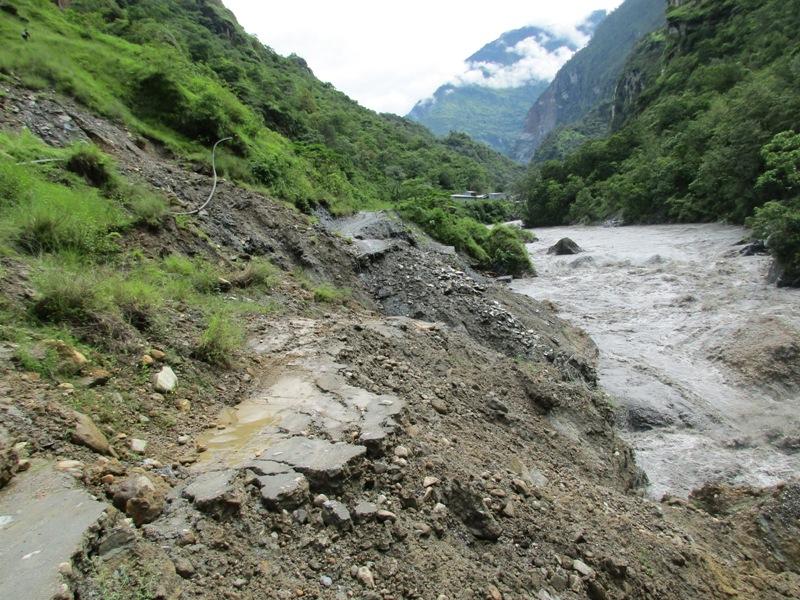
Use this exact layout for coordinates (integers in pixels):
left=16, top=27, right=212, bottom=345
left=0, top=131, right=281, bottom=373
left=512, top=0, right=665, bottom=162
left=0, top=0, right=521, bottom=216
left=398, top=197, right=533, bottom=276
left=518, top=0, right=800, bottom=284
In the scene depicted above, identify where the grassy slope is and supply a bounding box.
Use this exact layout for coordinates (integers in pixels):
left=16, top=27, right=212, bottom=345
left=0, top=0, right=521, bottom=215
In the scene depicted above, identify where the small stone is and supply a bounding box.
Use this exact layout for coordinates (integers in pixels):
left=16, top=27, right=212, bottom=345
left=174, top=557, right=195, bottom=579
left=320, top=576, right=333, bottom=588
left=313, top=494, right=329, bottom=507
left=501, top=502, right=515, bottom=518
left=423, top=476, right=440, bottom=488
left=78, top=368, right=111, bottom=388
left=111, top=473, right=166, bottom=526
left=72, top=411, right=112, bottom=456
left=58, top=562, right=73, bottom=577
left=322, top=500, right=352, bottom=529
left=413, top=522, right=432, bottom=536
left=141, top=354, right=155, bottom=366
left=129, top=438, right=147, bottom=454
left=393, top=446, right=410, bottom=458
left=233, top=578, right=247, bottom=589
left=486, top=585, right=502, bottom=600
left=354, top=501, right=378, bottom=521
left=175, top=399, right=191, bottom=413
left=433, top=502, right=447, bottom=514
left=138, top=415, right=150, bottom=424
left=292, top=509, right=309, bottom=524
left=258, top=472, right=309, bottom=510
left=510, top=479, right=530, bottom=496
left=56, top=460, right=84, bottom=471
left=101, top=474, right=115, bottom=485
left=572, top=559, right=594, bottom=577
left=431, top=398, right=449, bottom=415
left=150, top=349, right=166, bottom=361
left=153, top=366, right=177, bottom=393
left=16, top=458, right=31, bottom=472
left=376, top=510, right=397, bottom=522
left=58, top=383, right=74, bottom=390
left=357, top=566, right=375, bottom=588
left=177, top=435, right=190, bottom=445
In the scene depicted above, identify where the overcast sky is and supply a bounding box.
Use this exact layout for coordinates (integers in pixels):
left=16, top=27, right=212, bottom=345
left=224, top=1, right=624, bottom=115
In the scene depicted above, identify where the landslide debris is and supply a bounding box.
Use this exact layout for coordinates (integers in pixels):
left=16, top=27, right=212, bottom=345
left=0, top=85, right=798, bottom=600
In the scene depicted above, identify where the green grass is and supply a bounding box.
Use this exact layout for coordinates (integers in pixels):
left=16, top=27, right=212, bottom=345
left=192, top=311, right=244, bottom=366
left=313, top=284, right=350, bottom=304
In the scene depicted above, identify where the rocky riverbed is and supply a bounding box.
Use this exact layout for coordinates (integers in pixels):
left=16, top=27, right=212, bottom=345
left=513, top=224, right=800, bottom=499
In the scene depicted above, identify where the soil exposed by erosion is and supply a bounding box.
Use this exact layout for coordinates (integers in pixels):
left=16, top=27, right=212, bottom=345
left=513, top=225, right=800, bottom=500
left=0, top=86, right=799, bottom=600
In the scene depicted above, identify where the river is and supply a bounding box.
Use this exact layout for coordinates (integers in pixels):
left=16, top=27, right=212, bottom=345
left=512, top=224, right=800, bottom=499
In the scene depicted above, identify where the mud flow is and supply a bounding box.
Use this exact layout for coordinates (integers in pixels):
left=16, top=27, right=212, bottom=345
left=513, top=224, right=800, bottom=498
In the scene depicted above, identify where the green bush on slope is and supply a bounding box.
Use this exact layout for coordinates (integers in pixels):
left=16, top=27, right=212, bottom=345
left=0, top=0, right=521, bottom=215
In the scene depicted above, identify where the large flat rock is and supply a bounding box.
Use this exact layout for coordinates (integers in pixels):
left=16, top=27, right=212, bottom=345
left=259, top=437, right=366, bottom=483
left=0, top=461, right=106, bottom=600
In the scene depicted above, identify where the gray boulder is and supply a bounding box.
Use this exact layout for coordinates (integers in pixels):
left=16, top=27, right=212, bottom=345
left=547, top=238, right=583, bottom=255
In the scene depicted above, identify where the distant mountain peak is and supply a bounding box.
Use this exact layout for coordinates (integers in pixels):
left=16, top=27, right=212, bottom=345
left=407, top=10, right=608, bottom=157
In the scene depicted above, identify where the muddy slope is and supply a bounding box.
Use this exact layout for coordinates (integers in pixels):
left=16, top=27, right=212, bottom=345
left=0, top=85, right=798, bottom=600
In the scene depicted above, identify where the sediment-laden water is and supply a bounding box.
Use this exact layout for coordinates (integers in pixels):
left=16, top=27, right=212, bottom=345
left=513, top=224, right=800, bottom=498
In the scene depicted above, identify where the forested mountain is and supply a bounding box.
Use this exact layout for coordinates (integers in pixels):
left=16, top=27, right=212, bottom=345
left=519, top=0, right=800, bottom=285
left=0, top=0, right=521, bottom=215
left=512, top=0, right=665, bottom=162
left=407, top=14, right=606, bottom=158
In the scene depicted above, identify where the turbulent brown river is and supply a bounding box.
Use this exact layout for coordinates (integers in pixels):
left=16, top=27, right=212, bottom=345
left=512, top=224, right=800, bottom=499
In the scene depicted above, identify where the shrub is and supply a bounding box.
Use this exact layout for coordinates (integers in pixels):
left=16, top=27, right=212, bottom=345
left=162, top=254, right=222, bottom=293
left=193, top=312, right=244, bottom=366
left=105, top=278, right=162, bottom=330
left=119, top=184, right=168, bottom=229
left=485, top=225, right=534, bottom=276
left=313, top=284, right=349, bottom=304
left=31, top=268, right=104, bottom=324
left=65, top=144, right=116, bottom=189
left=228, top=258, right=279, bottom=291
left=748, top=199, right=800, bottom=286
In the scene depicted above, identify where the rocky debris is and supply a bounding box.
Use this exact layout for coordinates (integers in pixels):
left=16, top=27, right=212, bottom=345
left=322, top=500, right=352, bottom=529
left=739, top=240, right=768, bottom=256
left=173, top=556, right=196, bottom=579
left=71, top=411, right=113, bottom=456
left=153, top=366, right=177, bottom=393
left=446, top=481, right=503, bottom=541
left=182, top=470, right=242, bottom=518
left=547, top=238, right=583, bottom=255
left=0, top=427, right=18, bottom=488
left=254, top=471, right=309, bottom=510
left=259, top=437, right=366, bottom=486
left=111, top=473, right=167, bottom=526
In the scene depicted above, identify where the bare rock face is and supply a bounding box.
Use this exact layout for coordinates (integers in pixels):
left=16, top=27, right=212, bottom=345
left=547, top=238, right=583, bottom=256
left=72, top=411, right=113, bottom=456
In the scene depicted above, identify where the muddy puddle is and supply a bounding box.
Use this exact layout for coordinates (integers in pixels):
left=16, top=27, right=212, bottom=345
left=512, top=224, right=800, bottom=498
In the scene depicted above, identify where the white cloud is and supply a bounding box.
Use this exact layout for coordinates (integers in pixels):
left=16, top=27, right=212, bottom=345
left=222, top=0, right=624, bottom=115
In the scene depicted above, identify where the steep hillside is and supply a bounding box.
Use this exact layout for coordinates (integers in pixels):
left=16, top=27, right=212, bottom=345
left=0, top=0, right=521, bottom=215
left=512, top=0, right=665, bottom=162
left=518, top=0, right=800, bottom=285
left=407, top=14, right=605, bottom=157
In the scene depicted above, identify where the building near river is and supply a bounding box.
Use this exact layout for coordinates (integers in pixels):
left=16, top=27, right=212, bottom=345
left=450, top=191, right=508, bottom=201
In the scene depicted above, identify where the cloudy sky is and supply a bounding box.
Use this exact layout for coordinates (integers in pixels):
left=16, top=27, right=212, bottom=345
left=224, top=1, right=624, bottom=115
